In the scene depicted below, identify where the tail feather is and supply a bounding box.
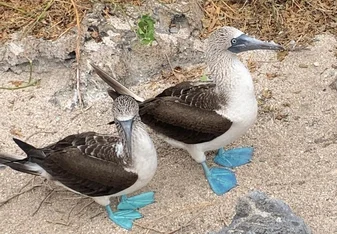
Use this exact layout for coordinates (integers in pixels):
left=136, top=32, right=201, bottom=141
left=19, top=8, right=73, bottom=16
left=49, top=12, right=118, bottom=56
left=13, top=138, right=36, bottom=153
left=0, top=153, right=43, bottom=176
left=13, top=138, right=45, bottom=160
left=0, top=153, right=17, bottom=169
left=0, top=138, right=45, bottom=176
left=91, top=63, right=145, bottom=102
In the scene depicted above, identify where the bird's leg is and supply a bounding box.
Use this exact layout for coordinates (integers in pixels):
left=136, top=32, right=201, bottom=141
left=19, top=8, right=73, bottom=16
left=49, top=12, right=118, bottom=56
left=105, top=205, right=142, bottom=230
left=117, top=191, right=155, bottom=210
left=214, top=147, right=253, bottom=168
left=202, top=147, right=252, bottom=195
left=201, top=161, right=237, bottom=196
left=187, top=148, right=237, bottom=196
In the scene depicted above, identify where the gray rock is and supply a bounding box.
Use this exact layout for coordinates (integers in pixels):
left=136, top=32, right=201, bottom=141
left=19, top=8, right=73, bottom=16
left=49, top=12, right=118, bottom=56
left=84, top=0, right=205, bottom=86
left=0, top=0, right=206, bottom=108
left=0, top=33, right=77, bottom=74
left=0, top=1, right=204, bottom=81
left=216, top=191, right=312, bottom=234
left=329, top=78, right=337, bottom=91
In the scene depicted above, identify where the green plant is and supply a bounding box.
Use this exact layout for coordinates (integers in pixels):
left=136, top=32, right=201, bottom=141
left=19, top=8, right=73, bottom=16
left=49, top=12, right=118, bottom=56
left=200, top=74, right=208, bottom=82
left=136, top=14, right=155, bottom=45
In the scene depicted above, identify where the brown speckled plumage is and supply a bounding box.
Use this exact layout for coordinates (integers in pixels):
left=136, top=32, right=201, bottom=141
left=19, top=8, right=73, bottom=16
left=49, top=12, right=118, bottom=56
left=0, top=95, right=150, bottom=197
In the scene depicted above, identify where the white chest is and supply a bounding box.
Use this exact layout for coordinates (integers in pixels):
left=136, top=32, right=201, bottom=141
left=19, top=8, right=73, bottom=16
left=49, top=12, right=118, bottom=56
left=201, top=58, right=258, bottom=151
left=131, top=127, right=158, bottom=179
left=113, top=125, right=157, bottom=197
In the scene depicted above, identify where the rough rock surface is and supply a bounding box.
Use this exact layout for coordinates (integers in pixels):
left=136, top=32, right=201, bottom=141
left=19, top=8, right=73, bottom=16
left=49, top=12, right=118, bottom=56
left=216, top=191, right=312, bottom=234
left=0, top=1, right=205, bottom=108
left=0, top=0, right=205, bottom=85
left=83, top=0, right=205, bottom=86
left=0, top=33, right=77, bottom=74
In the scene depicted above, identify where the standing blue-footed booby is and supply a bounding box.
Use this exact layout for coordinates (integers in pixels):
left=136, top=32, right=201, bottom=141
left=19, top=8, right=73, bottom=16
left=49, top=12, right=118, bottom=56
left=0, top=95, right=157, bottom=230
left=91, top=26, right=283, bottom=196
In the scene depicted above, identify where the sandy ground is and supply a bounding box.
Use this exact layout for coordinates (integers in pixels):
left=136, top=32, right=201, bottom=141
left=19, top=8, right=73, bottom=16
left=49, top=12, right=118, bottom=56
left=0, top=34, right=336, bottom=234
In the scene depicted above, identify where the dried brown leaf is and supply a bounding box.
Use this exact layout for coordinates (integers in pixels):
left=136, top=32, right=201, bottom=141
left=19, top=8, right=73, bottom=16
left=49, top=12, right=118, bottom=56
left=266, top=73, right=278, bottom=80
left=277, top=50, right=289, bottom=62
left=9, top=80, right=24, bottom=87
left=10, top=127, right=24, bottom=137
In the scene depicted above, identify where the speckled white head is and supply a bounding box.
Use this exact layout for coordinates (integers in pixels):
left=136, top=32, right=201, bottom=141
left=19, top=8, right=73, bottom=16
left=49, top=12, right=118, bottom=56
left=112, top=95, right=139, bottom=121
left=207, top=26, right=244, bottom=51
left=206, top=26, right=283, bottom=55
left=112, top=95, right=140, bottom=155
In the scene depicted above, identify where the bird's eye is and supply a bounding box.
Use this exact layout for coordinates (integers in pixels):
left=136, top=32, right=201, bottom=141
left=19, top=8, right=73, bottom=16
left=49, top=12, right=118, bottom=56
left=231, top=38, right=237, bottom=44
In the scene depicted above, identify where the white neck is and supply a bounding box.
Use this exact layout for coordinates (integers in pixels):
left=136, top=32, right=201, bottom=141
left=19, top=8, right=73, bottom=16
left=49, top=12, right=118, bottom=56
left=129, top=121, right=157, bottom=186
left=131, top=121, right=157, bottom=170
left=206, top=51, right=255, bottom=104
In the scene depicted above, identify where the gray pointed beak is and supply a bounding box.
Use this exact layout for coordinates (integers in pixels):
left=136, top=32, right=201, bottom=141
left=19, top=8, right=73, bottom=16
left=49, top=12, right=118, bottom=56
left=228, top=34, right=284, bottom=53
left=118, top=119, right=134, bottom=154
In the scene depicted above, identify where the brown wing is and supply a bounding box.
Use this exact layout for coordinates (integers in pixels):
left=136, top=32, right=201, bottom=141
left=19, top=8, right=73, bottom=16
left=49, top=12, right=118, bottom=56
left=91, top=63, right=232, bottom=144
left=39, top=132, right=137, bottom=196
left=155, top=81, right=218, bottom=108
left=140, top=82, right=232, bottom=144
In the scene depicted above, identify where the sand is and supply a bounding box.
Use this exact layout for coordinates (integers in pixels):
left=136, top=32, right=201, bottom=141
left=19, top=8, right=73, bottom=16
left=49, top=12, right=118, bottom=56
left=0, top=34, right=336, bottom=234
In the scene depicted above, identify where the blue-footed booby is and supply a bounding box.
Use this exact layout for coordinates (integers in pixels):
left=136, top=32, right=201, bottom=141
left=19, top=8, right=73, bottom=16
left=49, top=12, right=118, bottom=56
left=91, top=26, right=283, bottom=196
left=0, top=95, right=157, bottom=230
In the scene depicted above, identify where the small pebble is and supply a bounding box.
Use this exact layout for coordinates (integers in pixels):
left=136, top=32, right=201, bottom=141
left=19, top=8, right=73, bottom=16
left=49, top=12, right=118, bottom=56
left=299, top=64, right=308, bottom=68
left=313, top=62, right=319, bottom=67
left=289, top=40, right=296, bottom=50
left=169, top=27, right=179, bottom=34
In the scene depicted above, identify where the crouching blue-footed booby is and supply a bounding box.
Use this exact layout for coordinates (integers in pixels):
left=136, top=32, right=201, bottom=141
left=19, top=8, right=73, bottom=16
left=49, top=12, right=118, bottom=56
left=91, top=26, right=284, bottom=196
left=0, top=95, right=157, bottom=230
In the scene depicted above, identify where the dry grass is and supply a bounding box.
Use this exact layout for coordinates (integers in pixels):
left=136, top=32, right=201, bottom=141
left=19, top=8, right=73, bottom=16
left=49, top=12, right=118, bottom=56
left=0, top=0, right=336, bottom=45
left=0, top=0, right=146, bottom=42
left=202, top=0, right=337, bottom=47
left=0, top=0, right=92, bottom=41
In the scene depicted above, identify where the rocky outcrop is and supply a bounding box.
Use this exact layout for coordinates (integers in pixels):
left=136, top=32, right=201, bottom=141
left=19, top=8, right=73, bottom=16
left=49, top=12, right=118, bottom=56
left=216, top=191, right=312, bottom=234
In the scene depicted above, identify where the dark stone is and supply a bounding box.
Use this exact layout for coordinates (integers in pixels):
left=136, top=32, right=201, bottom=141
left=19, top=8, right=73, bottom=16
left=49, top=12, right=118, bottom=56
left=329, top=78, right=337, bottom=91
left=216, top=191, right=312, bottom=234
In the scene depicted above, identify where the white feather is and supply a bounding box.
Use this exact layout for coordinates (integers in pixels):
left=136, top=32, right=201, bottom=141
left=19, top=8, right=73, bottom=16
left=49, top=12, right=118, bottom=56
left=160, top=55, right=257, bottom=163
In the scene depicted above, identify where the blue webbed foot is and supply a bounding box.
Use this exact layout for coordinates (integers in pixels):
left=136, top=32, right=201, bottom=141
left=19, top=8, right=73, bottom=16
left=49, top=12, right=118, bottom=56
left=214, top=147, right=253, bottom=168
left=117, top=191, right=155, bottom=210
left=105, top=205, right=142, bottom=230
left=201, top=162, right=237, bottom=196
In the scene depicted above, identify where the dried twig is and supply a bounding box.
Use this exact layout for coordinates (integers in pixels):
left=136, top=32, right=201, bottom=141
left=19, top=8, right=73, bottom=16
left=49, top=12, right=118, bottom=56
left=65, top=200, right=81, bottom=221
left=70, top=0, right=83, bottom=108
left=134, top=223, right=165, bottom=233
left=0, top=56, right=40, bottom=90
left=18, top=177, right=36, bottom=193
left=32, top=189, right=55, bottom=216
left=23, top=0, right=55, bottom=38
left=164, top=53, right=185, bottom=82
left=136, top=206, right=205, bottom=234
left=90, top=211, right=104, bottom=220
left=0, top=185, right=42, bottom=207
left=46, top=219, right=71, bottom=226
left=76, top=200, right=94, bottom=216
left=219, top=0, right=235, bottom=14
left=70, top=104, right=94, bottom=121
left=25, top=131, right=58, bottom=142
left=0, top=2, right=30, bottom=15
left=202, top=0, right=336, bottom=46
left=47, top=199, right=82, bottom=226
left=145, top=201, right=216, bottom=224
left=166, top=212, right=201, bottom=234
